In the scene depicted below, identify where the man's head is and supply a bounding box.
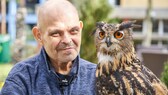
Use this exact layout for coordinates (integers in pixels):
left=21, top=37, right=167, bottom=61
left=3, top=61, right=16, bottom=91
left=32, top=0, right=83, bottom=64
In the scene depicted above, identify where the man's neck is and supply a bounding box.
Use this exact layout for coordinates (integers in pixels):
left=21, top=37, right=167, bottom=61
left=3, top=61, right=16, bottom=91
left=51, top=61, right=73, bottom=75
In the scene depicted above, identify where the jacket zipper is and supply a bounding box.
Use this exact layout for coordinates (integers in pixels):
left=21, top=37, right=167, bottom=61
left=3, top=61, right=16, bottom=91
left=60, top=86, right=64, bottom=95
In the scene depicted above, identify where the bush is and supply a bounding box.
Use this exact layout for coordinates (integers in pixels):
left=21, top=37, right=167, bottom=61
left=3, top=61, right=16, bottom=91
left=161, top=60, right=168, bottom=87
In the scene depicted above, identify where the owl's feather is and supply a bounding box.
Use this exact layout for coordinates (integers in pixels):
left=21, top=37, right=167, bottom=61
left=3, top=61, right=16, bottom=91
left=94, top=21, right=168, bottom=95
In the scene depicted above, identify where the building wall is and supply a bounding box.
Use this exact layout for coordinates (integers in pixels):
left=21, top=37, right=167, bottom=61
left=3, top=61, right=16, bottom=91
left=153, top=0, right=168, bottom=8
left=121, top=0, right=148, bottom=8
left=121, top=0, right=168, bottom=8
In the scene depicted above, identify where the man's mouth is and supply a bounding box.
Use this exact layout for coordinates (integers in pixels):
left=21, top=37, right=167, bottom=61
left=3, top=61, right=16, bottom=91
left=60, top=47, right=75, bottom=52
left=62, top=46, right=74, bottom=50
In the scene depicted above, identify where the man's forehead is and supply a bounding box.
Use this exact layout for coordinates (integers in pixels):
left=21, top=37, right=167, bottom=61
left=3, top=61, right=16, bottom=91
left=48, top=21, right=80, bottom=30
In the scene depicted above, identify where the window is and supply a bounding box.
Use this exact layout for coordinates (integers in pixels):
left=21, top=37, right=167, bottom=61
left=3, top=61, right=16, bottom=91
left=109, top=0, right=121, bottom=6
left=133, top=19, right=143, bottom=32
left=163, top=20, right=168, bottom=33
left=115, top=0, right=120, bottom=6
left=152, top=20, right=159, bottom=33
left=26, top=0, right=39, bottom=14
left=162, top=40, right=168, bottom=44
left=151, top=40, right=158, bottom=44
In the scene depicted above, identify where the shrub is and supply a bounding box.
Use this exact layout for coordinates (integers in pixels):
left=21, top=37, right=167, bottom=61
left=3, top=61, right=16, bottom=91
left=161, top=60, right=168, bottom=87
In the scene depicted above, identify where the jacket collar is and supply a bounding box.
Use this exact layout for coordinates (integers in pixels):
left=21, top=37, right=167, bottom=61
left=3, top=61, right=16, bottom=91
left=40, top=47, right=79, bottom=77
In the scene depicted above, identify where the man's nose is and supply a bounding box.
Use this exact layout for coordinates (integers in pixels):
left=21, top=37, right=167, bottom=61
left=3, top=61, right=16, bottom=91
left=61, top=33, right=72, bottom=44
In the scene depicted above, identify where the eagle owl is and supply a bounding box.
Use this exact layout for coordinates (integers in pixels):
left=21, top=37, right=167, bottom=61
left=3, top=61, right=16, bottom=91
left=93, top=21, right=168, bottom=95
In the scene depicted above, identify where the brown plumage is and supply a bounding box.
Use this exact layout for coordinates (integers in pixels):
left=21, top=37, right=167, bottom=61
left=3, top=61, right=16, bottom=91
left=92, top=21, right=168, bottom=95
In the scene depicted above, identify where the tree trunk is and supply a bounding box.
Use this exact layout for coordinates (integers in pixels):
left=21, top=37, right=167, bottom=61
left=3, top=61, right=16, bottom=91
left=12, top=0, right=27, bottom=62
left=143, top=0, right=152, bottom=47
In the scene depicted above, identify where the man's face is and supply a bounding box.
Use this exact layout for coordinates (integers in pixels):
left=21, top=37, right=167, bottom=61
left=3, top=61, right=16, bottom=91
left=40, top=16, right=82, bottom=64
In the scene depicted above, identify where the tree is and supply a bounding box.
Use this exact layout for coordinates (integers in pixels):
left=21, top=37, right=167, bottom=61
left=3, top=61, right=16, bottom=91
left=70, top=0, right=119, bottom=63
left=161, top=60, right=168, bottom=87
left=12, top=0, right=27, bottom=62
left=142, top=0, right=152, bottom=47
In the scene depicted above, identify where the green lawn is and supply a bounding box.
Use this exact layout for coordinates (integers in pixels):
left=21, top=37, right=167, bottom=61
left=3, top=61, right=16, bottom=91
left=0, top=63, right=13, bottom=89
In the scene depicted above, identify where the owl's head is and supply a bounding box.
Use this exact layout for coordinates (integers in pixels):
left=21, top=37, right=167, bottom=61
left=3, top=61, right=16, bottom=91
left=92, top=21, right=140, bottom=56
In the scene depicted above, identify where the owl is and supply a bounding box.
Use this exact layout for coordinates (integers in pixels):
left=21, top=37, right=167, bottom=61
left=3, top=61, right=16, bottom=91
left=92, top=21, right=168, bottom=95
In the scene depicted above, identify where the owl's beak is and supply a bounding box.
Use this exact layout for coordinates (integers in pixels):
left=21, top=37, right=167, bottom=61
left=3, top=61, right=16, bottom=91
left=105, top=36, right=112, bottom=47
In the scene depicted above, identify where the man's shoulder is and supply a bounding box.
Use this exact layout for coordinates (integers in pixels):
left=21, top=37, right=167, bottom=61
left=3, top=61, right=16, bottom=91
left=7, top=55, right=40, bottom=78
left=79, top=58, right=97, bottom=69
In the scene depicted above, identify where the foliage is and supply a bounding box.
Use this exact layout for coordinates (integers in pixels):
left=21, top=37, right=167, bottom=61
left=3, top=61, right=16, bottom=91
left=161, top=60, right=168, bottom=87
left=0, top=63, right=13, bottom=90
left=0, top=63, right=13, bottom=82
left=71, top=0, right=120, bottom=63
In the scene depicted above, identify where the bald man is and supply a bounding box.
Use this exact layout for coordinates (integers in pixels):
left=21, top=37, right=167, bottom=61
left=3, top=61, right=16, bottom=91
left=0, top=0, right=97, bottom=95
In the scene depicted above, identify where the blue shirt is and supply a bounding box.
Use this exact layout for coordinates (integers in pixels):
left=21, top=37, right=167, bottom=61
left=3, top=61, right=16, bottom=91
left=0, top=48, right=97, bottom=95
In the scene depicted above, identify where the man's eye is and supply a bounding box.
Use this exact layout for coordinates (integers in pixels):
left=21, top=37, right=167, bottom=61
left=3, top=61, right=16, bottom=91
left=70, top=29, right=79, bottom=34
left=51, top=32, right=60, bottom=37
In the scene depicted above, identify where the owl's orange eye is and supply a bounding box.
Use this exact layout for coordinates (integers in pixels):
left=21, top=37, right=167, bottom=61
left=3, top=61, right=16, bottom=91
left=99, top=31, right=105, bottom=39
left=114, top=31, right=124, bottom=39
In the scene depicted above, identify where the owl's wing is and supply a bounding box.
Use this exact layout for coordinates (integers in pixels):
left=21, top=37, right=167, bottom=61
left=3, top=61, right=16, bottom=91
left=96, top=63, right=168, bottom=95
left=141, top=65, right=168, bottom=94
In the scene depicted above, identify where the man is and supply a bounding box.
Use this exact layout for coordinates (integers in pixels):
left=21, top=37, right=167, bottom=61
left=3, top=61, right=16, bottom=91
left=0, top=0, right=97, bottom=95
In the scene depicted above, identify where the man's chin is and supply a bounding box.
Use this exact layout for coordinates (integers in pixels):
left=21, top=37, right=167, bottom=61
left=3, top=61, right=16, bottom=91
left=59, top=54, right=77, bottom=63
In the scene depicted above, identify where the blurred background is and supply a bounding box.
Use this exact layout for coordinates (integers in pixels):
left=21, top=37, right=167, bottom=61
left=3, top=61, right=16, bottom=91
left=0, top=0, right=168, bottom=90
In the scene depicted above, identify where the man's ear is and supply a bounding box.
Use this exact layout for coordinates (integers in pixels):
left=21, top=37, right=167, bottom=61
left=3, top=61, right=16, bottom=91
left=79, top=21, right=83, bottom=30
left=32, top=26, right=43, bottom=45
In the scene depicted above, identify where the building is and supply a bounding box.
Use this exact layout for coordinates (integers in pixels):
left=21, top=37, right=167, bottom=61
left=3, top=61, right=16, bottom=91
left=110, top=0, right=168, bottom=78
left=110, top=0, right=168, bottom=46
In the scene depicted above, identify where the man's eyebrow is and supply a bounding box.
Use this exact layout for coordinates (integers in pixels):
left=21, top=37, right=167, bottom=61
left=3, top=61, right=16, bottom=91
left=70, top=26, right=80, bottom=30
left=47, top=26, right=80, bottom=34
left=48, top=28, right=62, bottom=34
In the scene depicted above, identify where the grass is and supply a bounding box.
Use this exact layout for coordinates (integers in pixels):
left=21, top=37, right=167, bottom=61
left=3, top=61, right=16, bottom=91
left=0, top=63, right=13, bottom=89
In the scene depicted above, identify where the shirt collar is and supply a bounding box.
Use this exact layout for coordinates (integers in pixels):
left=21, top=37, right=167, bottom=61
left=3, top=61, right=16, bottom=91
left=41, top=47, right=79, bottom=76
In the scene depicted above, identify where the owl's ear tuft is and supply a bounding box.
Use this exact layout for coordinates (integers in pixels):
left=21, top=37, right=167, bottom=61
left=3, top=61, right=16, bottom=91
left=96, top=21, right=105, bottom=28
left=119, top=20, right=141, bottom=30
left=90, top=21, right=105, bottom=36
